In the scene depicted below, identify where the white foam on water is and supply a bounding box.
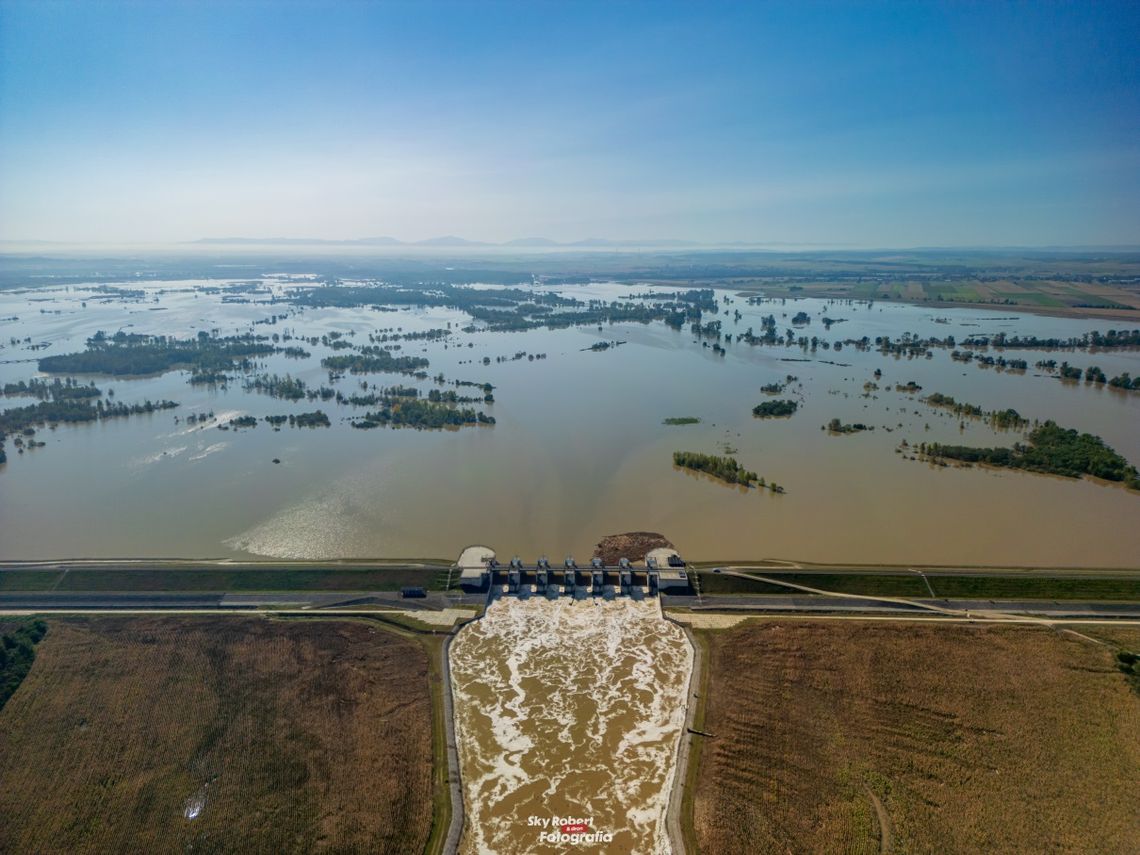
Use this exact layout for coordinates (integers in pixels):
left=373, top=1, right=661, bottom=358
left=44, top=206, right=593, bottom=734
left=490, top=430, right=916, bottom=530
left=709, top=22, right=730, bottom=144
left=188, top=441, right=228, bottom=461
left=130, top=444, right=188, bottom=468
left=166, top=409, right=245, bottom=437
left=449, top=597, right=693, bottom=855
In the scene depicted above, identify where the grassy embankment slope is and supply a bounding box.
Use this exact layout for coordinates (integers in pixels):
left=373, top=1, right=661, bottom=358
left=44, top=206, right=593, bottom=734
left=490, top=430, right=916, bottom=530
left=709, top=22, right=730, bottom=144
left=0, top=616, right=438, bottom=854
left=6, top=563, right=1140, bottom=601
left=694, top=569, right=1140, bottom=600
left=0, top=564, right=452, bottom=592
left=688, top=621, right=1140, bottom=854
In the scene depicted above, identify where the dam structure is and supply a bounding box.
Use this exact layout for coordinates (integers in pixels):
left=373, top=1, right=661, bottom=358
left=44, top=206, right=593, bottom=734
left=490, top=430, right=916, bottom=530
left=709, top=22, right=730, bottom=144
left=455, top=545, right=692, bottom=601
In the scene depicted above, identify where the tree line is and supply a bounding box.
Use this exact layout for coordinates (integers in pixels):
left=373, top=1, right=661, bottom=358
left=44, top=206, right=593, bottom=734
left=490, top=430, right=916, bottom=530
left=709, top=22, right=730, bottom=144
left=1, top=619, right=48, bottom=710
left=752, top=399, right=798, bottom=418
left=919, top=421, right=1139, bottom=489
left=39, top=330, right=275, bottom=377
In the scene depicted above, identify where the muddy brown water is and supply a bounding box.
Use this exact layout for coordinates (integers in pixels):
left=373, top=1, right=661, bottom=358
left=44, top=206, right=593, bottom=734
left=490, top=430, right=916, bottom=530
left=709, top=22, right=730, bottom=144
left=448, top=597, right=693, bottom=854
left=1, top=279, right=1138, bottom=566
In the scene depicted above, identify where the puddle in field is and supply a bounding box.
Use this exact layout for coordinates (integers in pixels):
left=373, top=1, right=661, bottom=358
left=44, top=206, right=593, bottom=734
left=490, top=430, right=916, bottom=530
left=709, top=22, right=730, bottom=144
left=183, top=787, right=206, bottom=820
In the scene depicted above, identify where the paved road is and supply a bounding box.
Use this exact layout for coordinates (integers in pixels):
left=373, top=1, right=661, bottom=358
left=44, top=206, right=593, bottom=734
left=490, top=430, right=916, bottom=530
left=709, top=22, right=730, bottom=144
left=662, top=594, right=1140, bottom=620
left=5, top=588, right=1140, bottom=621
left=663, top=617, right=701, bottom=855
left=691, top=562, right=1140, bottom=579
left=0, top=590, right=487, bottom=611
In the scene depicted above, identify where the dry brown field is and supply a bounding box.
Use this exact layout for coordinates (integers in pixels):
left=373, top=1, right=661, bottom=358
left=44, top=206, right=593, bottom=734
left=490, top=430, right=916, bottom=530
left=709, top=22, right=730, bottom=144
left=691, top=621, right=1140, bottom=854
left=0, top=616, right=434, bottom=854
left=1084, top=625, right=1140, bottom=651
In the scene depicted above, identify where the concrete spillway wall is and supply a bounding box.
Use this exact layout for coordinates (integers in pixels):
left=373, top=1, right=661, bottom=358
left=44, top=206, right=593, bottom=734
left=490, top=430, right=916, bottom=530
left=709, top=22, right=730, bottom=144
left=456, top=546, right=692, bottom=601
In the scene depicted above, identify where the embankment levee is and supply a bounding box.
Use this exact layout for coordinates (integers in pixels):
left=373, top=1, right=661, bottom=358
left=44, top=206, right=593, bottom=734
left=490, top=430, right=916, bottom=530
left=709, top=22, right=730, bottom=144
left=439, top=631, right=465, bottom=855
left=662, top=614, right=702, bottom=855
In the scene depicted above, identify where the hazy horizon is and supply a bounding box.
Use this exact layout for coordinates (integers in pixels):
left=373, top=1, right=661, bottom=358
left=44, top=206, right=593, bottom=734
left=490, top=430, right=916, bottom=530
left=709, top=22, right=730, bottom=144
left=2, top=1, right=1138, bottom=246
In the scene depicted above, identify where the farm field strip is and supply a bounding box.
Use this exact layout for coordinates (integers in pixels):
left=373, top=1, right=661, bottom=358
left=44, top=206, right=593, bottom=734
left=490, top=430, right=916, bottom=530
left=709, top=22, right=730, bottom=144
left=687, top=620, right=1140, bottom=854
left=0, top=616, right=438, bottom=854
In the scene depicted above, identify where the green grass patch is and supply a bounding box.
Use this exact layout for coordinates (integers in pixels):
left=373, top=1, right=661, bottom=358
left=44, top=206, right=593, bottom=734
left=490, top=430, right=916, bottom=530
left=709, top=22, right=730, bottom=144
left=922, top=284, right=982, bottom=302
left=696, top=570, right=1140, bottom=601
left=2, top=567, right=451, bottom=593
left=929, top=575, right=1140, bottom=601
left=994, top=291, right=1065, bottom=307
left=696, top=572, right=929, bottom=597
left=0, top=571, right=66, bottom=591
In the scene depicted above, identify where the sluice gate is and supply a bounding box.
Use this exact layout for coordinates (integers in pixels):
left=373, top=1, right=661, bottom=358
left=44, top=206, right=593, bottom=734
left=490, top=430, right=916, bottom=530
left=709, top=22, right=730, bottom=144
left=455, top=545, right=692, bottom=599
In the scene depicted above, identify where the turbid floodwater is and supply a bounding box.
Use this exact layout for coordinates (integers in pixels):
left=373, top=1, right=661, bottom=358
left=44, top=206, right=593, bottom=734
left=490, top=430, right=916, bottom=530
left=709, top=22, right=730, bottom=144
left=1, top=276, right=1138, bottom=565
left=448, top=597, right=692, bottom=854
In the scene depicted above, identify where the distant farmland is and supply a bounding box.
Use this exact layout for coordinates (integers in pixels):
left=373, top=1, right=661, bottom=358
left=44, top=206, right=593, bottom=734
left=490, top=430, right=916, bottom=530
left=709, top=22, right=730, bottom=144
left=690, top=621, right=1140, bottom=854
left=0, top=616, right=434, bottom=854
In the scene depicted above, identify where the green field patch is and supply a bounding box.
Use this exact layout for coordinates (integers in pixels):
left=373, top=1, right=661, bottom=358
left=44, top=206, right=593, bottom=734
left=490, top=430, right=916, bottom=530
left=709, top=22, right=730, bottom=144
left=922, top=284, right=982, bottom=302
left=993, top=291, right=1065, bottom=307
left=929, top=575, right=1140, bottom=601
left=0, top=571, right=66, bottom=591
left=696, top=572, right=929, bottom=597
left=32, top=567, right=451, bottom=592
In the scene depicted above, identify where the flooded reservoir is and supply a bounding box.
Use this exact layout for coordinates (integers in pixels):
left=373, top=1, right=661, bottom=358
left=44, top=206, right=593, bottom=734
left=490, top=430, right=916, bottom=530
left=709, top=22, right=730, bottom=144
left=448, top=598, right=693, bottom=854
left=1, top=277, right=1138, bottom=566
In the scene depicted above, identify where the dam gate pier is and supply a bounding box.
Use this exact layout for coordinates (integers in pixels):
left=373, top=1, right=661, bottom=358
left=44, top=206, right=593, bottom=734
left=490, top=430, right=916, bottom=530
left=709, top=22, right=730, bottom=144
left=455, top=546, right=692, bottom=601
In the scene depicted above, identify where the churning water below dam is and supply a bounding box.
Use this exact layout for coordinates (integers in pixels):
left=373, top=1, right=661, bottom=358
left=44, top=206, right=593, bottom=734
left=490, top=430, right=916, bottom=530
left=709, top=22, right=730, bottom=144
left=449, top=597, right=693, bottom=854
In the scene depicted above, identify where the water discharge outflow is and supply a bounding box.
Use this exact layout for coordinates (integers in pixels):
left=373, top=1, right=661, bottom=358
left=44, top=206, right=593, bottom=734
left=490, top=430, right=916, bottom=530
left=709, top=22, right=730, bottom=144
left=449, top=597, right=693, bottom=855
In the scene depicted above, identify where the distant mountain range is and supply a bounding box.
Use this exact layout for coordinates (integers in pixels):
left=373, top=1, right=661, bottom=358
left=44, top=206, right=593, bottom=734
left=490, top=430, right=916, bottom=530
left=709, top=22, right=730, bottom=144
left=192, top=235, right=706, bottom=248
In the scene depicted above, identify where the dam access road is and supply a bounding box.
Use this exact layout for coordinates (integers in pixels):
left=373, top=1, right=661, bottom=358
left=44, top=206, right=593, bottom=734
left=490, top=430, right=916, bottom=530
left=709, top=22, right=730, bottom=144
left=3, top=558, right=1140, bottom=621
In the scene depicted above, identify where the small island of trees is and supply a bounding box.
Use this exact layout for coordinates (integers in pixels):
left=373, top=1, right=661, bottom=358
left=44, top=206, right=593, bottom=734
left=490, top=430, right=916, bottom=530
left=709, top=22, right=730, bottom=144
left=290, top=411, right=332, bottom=428
left=672, top=451, right=785, bottom=492
left=924, top=392, right=1029, bottom=430
left=917, top=420, right=1140, bottom=490
left=352, top=398, right=494, bottom=429
left=39, top=330, right=275, bottom=378
left=673, top=451, right=758, bottom=486
left=321, top=347, right=430, bottom=375
left=825, top=418, right=869, bottom=434
left=752, top=399, right=798, bottom=418
left=663, top=417, right=701, bottom=425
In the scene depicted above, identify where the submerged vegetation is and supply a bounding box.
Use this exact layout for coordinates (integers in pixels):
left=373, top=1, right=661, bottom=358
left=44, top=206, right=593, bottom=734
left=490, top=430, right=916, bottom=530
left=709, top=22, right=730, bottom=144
left=0, top=395, right=179, bottom=465
left=286, top=281, right=718, bottom=333
left=352, top=398, right=493, bottom=429
left=39, top=331, right=275, bottom=377
left=918, top=421, right=1140, bottom=489
left=321, top=347, right=430, bottom=375
left=672, top=451, right=785, bottom=492
left=924, top=393, right=1029, bottom=430
left=290, top=410, right=332, bottom=428
left=3, top=377, right=101, bottom=400
left=825, top=418, right=869, bottom=434
left=243, top=372, right=308, bottom=400
left=673, top=451, right=757, bottom=486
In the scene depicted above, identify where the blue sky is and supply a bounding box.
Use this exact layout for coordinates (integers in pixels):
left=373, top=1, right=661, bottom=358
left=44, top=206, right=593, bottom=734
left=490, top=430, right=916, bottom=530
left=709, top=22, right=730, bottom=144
left=1, top=0, right=1137, bottom=246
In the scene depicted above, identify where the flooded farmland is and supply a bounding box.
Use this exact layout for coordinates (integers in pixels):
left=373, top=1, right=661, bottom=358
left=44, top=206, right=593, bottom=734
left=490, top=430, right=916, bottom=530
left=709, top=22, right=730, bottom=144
left=448, top=597, right=692, bottom=854
left=1, top=276, right=1138, bottom=566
